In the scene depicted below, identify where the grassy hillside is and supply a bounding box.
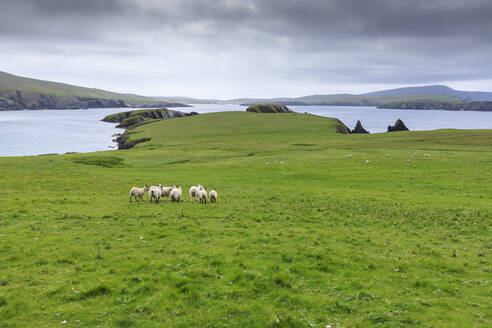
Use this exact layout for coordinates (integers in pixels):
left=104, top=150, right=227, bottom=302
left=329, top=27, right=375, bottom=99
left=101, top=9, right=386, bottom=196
left=0, top=112, right=491, bottom=327
left=0, top=71, right=153, bottom=102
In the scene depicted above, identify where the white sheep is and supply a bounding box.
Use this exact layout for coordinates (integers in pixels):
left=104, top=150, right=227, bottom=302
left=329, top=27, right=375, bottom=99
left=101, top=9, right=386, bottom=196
left=189, top=184, right=204, bottom=202
left=149, top=186, right=162, bottom=204
left=209, top=190, right=217, bottom=203
left=129, top=185, right=149, bottom=203
left=365, top=160, right=370, bottom=164
left=198, top=189, right=207, bottom=203
left=347, top=154, right=352, bottom=159
left=161, top=185, right=175, bottom=198
left=424, top=153, right=431, bottom=157
left=170, top=186, right=183, bottom=202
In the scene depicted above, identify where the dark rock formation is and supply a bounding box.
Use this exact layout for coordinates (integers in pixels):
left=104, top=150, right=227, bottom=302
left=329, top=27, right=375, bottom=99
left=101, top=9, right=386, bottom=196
left=103, top=108, right=198, bottom=128
left=350, top=120, right=369, bottom=134
left=0, top=90, right=189, bottom=111
left=102, top=108, right=198, bottom=149
left=334, top=119, right=350, bottom=134
left=114, top=134, right=152, bottom=150
left=387, top=119, right=409, bottom=132
left=246, top=104, right=294, bottom=113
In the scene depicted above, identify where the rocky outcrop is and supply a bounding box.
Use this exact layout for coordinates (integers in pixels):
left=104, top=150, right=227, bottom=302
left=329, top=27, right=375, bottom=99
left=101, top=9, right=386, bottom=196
left=387, top=119, right=409, bottom=132
left=103, top=108, right=198, bottom=128
left=333, top=119, right=350, bottom=134
left=0, top=90, right=189, bottom=110
left=246, top=104, right=294, bottom=113
left=350, top=120, right=369, bottom=134
left=103, top=108, right=198, bottom=149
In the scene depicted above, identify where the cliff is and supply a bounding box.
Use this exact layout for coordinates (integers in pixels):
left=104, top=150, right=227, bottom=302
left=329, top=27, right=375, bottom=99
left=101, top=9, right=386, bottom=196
left=0, top=90, right=189, bottom=110
left=379, top=101, right=492, bottom=111
left=102, top=108, right=198, bottom=149
left=246, top=104, right=294, bottom=113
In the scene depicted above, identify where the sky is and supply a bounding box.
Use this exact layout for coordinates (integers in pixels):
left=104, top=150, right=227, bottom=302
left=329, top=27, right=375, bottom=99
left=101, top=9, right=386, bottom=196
left=1, top=0, right=492, bottom=99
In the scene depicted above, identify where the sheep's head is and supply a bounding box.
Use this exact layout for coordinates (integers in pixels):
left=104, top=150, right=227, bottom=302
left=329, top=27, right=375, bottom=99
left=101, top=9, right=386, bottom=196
left=198, top=184, right=204, bottom=190
left=144, top=185, right=149, bottom=191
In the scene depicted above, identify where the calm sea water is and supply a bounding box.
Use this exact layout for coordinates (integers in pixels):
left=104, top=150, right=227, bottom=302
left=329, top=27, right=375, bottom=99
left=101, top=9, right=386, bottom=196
left=0, top=108, right=125, bottom=157
left=1, top=105, right=491, bottom=157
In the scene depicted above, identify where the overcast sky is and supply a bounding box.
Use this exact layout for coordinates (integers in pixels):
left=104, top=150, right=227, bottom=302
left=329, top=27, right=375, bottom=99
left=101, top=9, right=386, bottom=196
left=1, top=0, right=492, bottom=98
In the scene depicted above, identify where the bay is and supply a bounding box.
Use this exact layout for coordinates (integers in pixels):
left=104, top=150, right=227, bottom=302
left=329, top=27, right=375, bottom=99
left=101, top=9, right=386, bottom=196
left=1, top=105, right=491, bottom=157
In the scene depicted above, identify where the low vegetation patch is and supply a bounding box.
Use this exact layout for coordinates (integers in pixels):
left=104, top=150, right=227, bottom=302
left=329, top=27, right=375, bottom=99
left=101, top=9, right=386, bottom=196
left=72, top=155, right=125, bottom=168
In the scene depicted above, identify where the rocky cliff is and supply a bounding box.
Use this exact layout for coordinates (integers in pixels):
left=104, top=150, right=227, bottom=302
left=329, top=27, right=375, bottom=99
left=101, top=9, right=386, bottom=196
left=246, top=104, right=294, bottom=113
left=379, top=100, right=492, bottom=111
left=102, top=108, right=198, bottom=149
left=0, top=90, right=189, bottom=110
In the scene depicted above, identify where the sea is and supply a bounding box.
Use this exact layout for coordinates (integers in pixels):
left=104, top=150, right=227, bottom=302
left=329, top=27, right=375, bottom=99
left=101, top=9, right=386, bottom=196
left=1, top=104, right=491, bottom=157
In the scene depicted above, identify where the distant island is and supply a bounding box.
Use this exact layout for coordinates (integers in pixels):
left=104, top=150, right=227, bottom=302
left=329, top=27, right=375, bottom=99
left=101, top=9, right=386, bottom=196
left=3, top=70, right=492, bottom=112
left=378, top=101, right=492, bottom=111
left=0, top=71, right=189, bottom=110
left=164, top=85, right=492, bottom=112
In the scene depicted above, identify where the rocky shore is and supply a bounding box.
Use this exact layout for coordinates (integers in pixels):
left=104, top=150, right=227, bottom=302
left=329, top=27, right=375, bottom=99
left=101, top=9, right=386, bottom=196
left=0, top=90, right=189, bottom=111
left=102, top=108, right=198, bottom=149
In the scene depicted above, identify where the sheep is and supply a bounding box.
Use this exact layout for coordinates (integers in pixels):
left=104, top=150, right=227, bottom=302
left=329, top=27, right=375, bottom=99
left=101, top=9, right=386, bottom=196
left=170, top=187, right=183, bottom=202
left=209, top=190, right=217, bottom=203
left=161, top=185, right=175, bottom=198
left=129, top=185, right=149, bottom=203
left=405, top=159, right=412, bottom=163
left=198, top=189, right=207, bottom=203
left=189, top=184, right=204, bottom=202
left=365, top=160, right=370, bottom=164
left=148, top=184, right=162, bottom=202
left=424, top=153, right=431, bottom=157
left=347, top=154, right=352, bottom=159
left=149, top=186, right=162, bottom=204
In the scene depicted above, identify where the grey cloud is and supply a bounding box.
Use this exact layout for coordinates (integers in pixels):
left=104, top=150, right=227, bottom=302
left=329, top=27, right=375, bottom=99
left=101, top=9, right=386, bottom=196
left=1, top=0, right=492, bottom=97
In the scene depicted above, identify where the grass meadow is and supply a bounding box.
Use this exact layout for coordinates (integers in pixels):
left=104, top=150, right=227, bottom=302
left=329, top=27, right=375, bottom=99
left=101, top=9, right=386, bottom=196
left=0, top=112, right=490, bottom=327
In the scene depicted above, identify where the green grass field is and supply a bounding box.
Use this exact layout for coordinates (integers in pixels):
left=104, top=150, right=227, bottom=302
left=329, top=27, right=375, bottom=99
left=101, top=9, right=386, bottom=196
left=0, top=112, right=491, bottom=327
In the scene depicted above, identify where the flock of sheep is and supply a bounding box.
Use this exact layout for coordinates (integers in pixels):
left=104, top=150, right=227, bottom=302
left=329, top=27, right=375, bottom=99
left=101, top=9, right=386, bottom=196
left=129, top=184, right=217, bottom=204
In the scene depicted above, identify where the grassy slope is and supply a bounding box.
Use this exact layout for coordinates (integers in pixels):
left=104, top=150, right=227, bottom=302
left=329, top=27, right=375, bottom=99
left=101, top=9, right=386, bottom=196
left=0, top=112, right=491, bottom=327
left=0, top=71, right=153, bottom=102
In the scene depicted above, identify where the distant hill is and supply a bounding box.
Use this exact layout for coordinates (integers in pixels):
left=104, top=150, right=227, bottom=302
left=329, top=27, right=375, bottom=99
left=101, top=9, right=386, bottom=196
left=231, top=94, right=461, bottom=107
left=362, top=85, right=492, bottom=101
left=0, top=71, right=188, bottom=110
left=165, top=85, right=492, bottom=109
